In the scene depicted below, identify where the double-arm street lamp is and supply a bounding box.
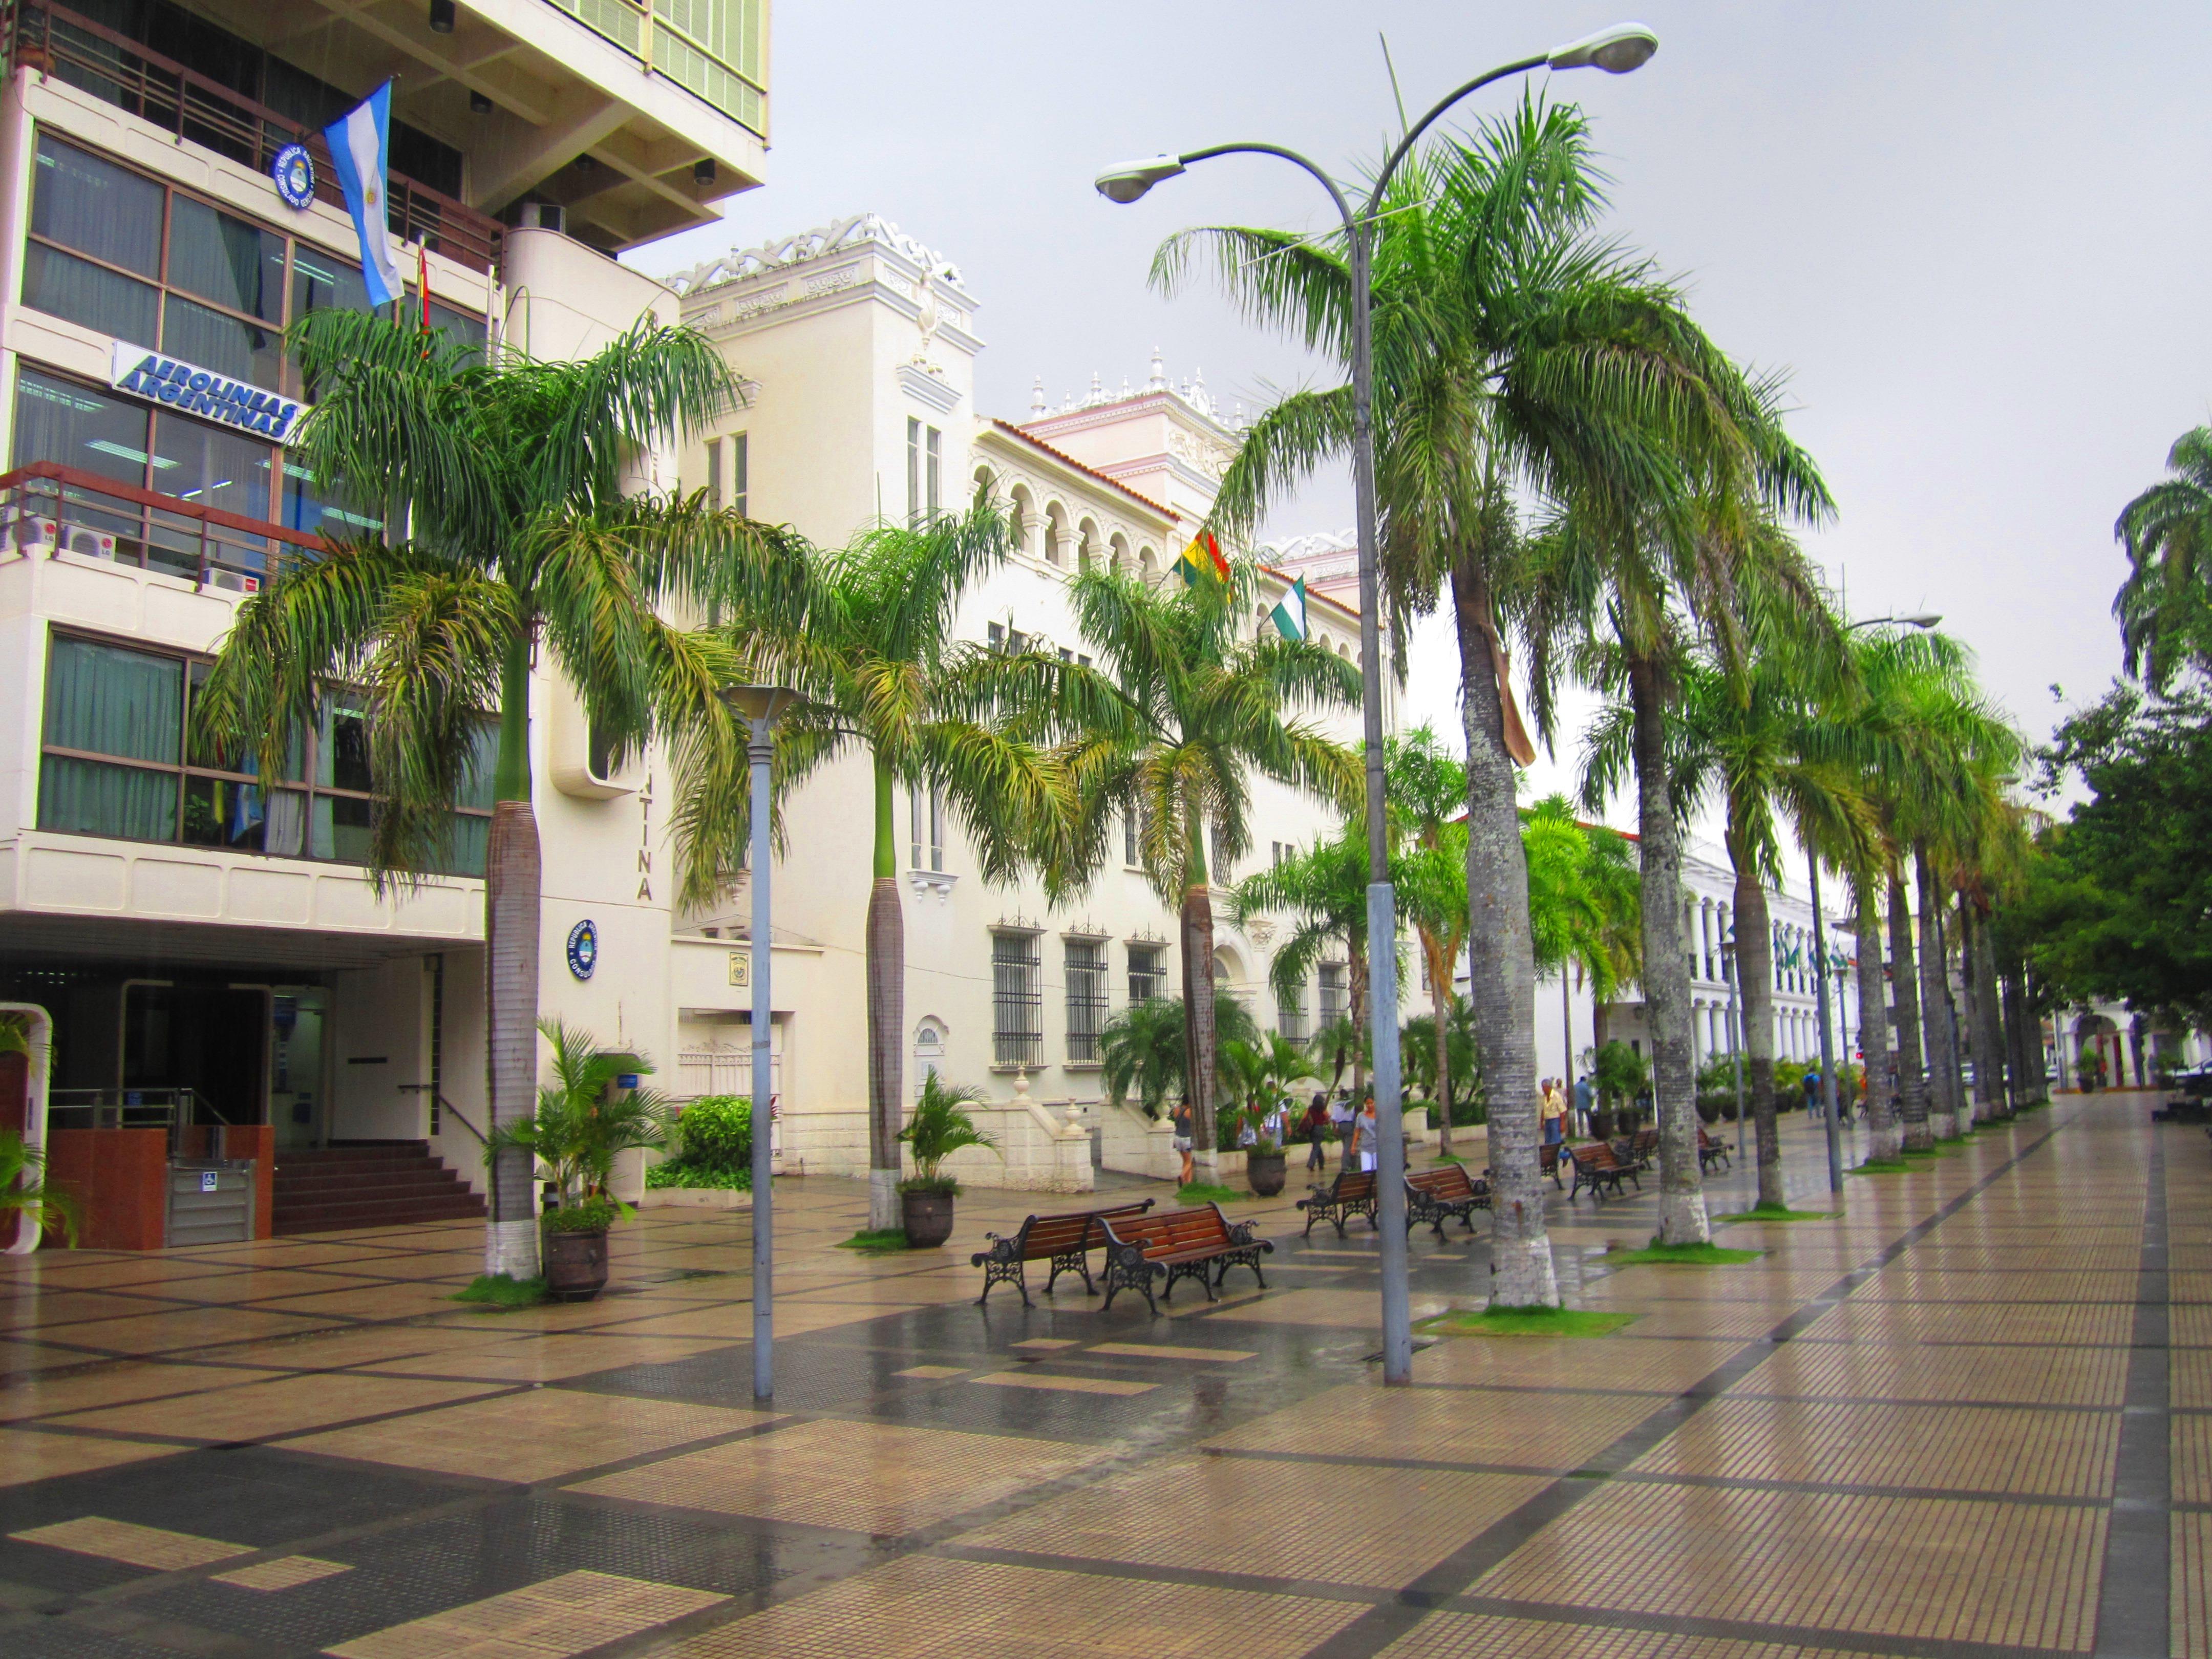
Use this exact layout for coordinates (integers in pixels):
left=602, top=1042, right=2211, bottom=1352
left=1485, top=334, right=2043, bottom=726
left=1094, top=23, right=1658, bottom=1385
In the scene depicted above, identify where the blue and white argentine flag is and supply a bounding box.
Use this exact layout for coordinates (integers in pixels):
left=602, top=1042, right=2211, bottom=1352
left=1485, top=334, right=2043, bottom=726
left=323, top=82, right=407, bottom=309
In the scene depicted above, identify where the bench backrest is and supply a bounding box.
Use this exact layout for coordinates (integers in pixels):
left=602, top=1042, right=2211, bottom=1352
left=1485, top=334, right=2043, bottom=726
left=1103, top=1203, right=1233, bottom=1259
left=1409, top=1165, right=1475, bottom=1200
left=1330, top=1169, right=1378, bottom=1203
left=1569, top=1140, right=1620, bottom=1172
left=1631, top=1128, right=1658, bottom=1156
left=1016, top=1199, right=1153, bottom=1259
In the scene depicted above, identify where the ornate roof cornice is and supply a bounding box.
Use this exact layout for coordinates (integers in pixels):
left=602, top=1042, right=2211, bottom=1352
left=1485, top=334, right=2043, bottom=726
left=663, top=212, right=967, bottom=298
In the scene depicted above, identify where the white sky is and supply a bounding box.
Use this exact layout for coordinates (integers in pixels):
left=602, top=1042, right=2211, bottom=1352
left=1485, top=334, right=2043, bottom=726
left=629, top=1, right=2212, bottom=889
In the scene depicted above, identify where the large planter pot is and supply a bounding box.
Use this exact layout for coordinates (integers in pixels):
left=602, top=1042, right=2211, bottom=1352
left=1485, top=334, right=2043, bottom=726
left=1246, top=1148, right=1287, bottom=1197
left=1588, top=1109, right=1615, bottom=1140
left=1695, top=1096, right=1722, bottom=1125
left=901, top=1188, right=955, bottom=1249
left=543, top=1227, right=609, bottom=1302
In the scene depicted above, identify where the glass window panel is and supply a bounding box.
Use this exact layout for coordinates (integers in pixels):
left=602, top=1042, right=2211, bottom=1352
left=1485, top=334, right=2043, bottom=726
left=165, top=196, right=284, bottom=322
left=311, top=793, right=374, bottom=863
left=160, top=293, right=282, bottom=388
left=37, top=754, right=176, bottom=841
left=22, top=242, right=160, bottom=344
left=457, top=720, right=499, bottom=811
left=425, top=301, right=486, bottom=365
left=31, top=135, right=161, bottom=276
left=291, top=245, right=371, bottom=316
left=317, top=691, right=372, bottom=793
left=12, top=368, right=152, bottom=514
left=263, top=789, right=308, bottom=856
left=438, top=813, right=489, bottom=878
left=44, top=636, right=182, bottom=762
left=150, top=411, right=271, bottom=521
left=182, top=776, right=270, bottom=850
left=281, top=461, right=384, bottom=539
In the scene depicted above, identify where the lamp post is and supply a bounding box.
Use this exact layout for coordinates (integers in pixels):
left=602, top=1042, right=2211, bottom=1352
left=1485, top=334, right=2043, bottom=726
left=722, top=684, right=797, bottom=1401
left=1094, top=19, right=1658, bottom=1388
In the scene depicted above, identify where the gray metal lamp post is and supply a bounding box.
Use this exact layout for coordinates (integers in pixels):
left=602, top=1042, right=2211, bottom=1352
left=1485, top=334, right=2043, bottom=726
left=722, top=684, right=798, bottom=1401
left=1094, top=21, right=1657, bottom=1388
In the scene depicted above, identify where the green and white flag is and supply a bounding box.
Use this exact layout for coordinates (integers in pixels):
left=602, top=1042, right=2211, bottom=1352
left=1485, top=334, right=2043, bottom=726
left=1269, top=574, right=1309, bottom=642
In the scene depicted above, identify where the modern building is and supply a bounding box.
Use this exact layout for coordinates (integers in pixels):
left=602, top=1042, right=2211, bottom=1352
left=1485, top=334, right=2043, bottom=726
left=0, top=0, right=771, bottom=1241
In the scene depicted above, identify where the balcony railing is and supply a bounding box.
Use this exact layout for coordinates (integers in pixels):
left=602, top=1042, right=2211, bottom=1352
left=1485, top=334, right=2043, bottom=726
left=7, top=1, right=503, bottom=276
left=0, top=461, right=328, bottom=594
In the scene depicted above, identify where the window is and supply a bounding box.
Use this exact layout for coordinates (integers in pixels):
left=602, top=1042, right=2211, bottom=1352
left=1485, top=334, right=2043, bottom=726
left=1278, top=979, right=1308, bottom=1043
left=706, top=438, right=721, bottom=509
left=1210, top=823, right=1229, bottom=881
left=987, top=621, right=1005, bottom=651
left=1065, top=939, right=1108, bottom=1062
left=36, top=631, right=493, bottom=875
left=1128, top=943, right=1167, bottom=1006
left=1123, top=810, right=1140, bottom=867
left=1319, top=963, right=1349, bottom=1026
left=906, top=420, right=940, bottom=524
left=991, top=932, right=1042, bottom=1067
left=925, top=426, right=940, bottom=517
left=731, top=431, right=749, bottom=517
left=906, top=418, right=920, bottom=525
left=909, top=784, right=943, bottom=872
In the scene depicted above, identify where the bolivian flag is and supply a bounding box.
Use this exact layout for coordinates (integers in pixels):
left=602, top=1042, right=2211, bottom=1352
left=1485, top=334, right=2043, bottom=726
left=1176, top=529, right=1230, bottom=586
left=1269, top=574, right=1308, bottom=641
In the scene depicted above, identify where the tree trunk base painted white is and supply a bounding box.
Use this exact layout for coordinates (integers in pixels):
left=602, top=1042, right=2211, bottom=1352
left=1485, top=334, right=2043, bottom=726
left=484, top=1218, right=538, bottom=1280
left=1659, top=1188, right=1711, bottom=1247
left=1488, top=1231, right=1560, bottom=1309
left=868, top=1167, right=900, bottom=1234
left=1866, top=1123, right=1903, bottom=1161
left=1932, top=1110, right=1960, bottom=1140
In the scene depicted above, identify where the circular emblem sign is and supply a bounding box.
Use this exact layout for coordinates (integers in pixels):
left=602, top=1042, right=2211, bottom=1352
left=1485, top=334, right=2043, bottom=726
left=565, top=919, right=599, bottom=981
left=272, top=143, right=316, bottom=210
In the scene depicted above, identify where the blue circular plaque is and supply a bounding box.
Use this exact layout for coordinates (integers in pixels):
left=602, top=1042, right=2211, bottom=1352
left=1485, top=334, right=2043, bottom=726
left=566, top=919, right=599, bottom=981
left=272, top=143, right=316, bottom=210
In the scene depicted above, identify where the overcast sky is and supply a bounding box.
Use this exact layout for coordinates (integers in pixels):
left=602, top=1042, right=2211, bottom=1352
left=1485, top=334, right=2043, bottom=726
left=629, top=1, right=2212, bottom=860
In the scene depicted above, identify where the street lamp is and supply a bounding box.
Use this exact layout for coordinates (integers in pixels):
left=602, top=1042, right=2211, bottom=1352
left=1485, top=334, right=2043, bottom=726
left=1845, top=613, right=1943, bottom=632
left=1094, top=24, right=1657, bottom=1385
left=721, top=683, right=798, bottom=1401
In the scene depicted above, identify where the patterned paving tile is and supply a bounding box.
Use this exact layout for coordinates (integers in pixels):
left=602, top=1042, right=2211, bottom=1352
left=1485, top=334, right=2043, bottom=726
left=1470, top=1478, right=2105, bottom=1650
left=2176, top=1410, right=2212, bottom=1505
left=23, top=1306, right=342, bottom=1357
left=10, top=1515, right=250, bottom=1569
left=1410, top=1337, right=1747, bottom=1394
left=967, top=1451, right=1549, bottom=1588
left=1631, top=1397, right=2120, bottom=1497
left=49, top=1372, right=504, bottom=1441
left=971, top=1371, right=1156, bottom=1396
left=1204, top=1381, right=1653, bottom=1470
left=0, top=1427, right=181, bottom=1486
left=1797, top=1298, right=2136, bottom=1346
left=1204, top=1288, right=1462, bottom=1328
left=1084, top=1343, right=1256, bottom=1362
left=207, top=1554, right=353, bottom=1590
left=571, top=1417, right=1103, bottom=1534
left=327, top=1568, right=725, bottom=1658
left=1376, top=1610, right=1909, bottom=1658
left=2177, top=1350, right=2212, bottom=1410
left=0, top=1362, right=289, bottom=1420
left=2179, top=1511, right=2210, bottom=1659
left=646, top=1554, right=1361, bottom=1658
left=364, top=1334, right=741, bottom=1382
left=288, top=1389, right=769, bottom=1482
left=1852, top=1269, right=2145, bottom=1304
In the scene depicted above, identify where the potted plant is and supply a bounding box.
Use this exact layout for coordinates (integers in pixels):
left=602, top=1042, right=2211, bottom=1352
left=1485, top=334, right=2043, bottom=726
left=898, top=1073, right=997, bottom=1248
left=2, top=1129, right=79, bottom=1252
left=645, top=1094, right=753, bottom=1207
left=488, top=1020, right=669, bottom=1300
left=1591, top=1039, right=1647, bottom=1140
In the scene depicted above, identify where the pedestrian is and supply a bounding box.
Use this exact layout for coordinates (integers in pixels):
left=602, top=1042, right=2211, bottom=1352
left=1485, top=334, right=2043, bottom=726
left=1351, top=1094, right=1379, bottom=1173
left=1171, top=1097, right=1195, bottom=1185
left=1573, top=1072, right=1594, bottom=1137
left=1301, top=1095, right=1329, bottom=1171
left=1328, top=1089, right=1354, bottom=1167
left=1260, top=1094, right=1289, bottom=1148
left=1802, top=1067, right=1822, bottom=1117
left=1541, top=1078, right=1567, bottom=1149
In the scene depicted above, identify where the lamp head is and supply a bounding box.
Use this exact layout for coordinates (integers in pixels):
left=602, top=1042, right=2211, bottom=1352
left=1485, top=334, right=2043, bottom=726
left=1899, top=613, right=1943, bottom=629
left=1547, top=22, right=1658, bottom=73
left=720, top=684, right=798, bottom=727
left=1094, top=156, right=1187, bottom=205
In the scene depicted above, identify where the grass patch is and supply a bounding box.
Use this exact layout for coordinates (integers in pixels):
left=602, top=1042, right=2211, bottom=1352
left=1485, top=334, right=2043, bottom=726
left=1847, top=1158, right=1915, bottom=1176
left=1431, top=1152, right=1467, bottom=1165
left=1716, top=1202, right=1841, bottom=1222
left=1417, top=1306, right=1638, bottom=1339
left=1176, top=1181, right=1253, bottom=1205
left=835, top=1229, right=912, bottom=1255
left=1606, top=1240, right=1764, bottom=1267
left=451, top=1273, right=546, bottom=1309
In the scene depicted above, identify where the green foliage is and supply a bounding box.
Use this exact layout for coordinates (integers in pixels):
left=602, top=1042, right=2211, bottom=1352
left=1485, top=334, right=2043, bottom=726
left=670, top=1095, right=751, bottom=1175
left=0, top=1012, right=30, bottom=1059
left=451, top=1273, right=547, bottom=1308
left=542, top=1196, right=625, bottom=1233
left=487, top=1020, right=670, bottom=1207
left=2113, top=426, right=2212, bottom=693
left=1175, top=1182, right=1247, bottom=1205
left=1608, top=1241, right=1764, bottom=1266
left=1848, top=1159, right=1914, bottom=1175
left=644, top=1162, right=750, bottom=1190
left=0, top=1130, right=79, bottom=1247
left=899, top=1072, right=998, bottom=1192
left=1716, top=1204, right=1842, bottom=1222
left=1401, top=996, right=1484, bottom=1117
left=1417, top=1307, right=1639, bottom=1338
left=836, top=1229, right=912, bottom=1254
left=1098, top=994, right=1262, bottom=1116
left=1592, top=1039, right=1648, bottom=1109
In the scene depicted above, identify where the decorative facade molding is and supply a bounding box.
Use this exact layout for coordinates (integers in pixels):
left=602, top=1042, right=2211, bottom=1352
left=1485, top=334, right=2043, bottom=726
left=666, top=212, right=966, bottom=298
left=897, top=363, right=961, bottom=413
left=907, top=871, right=958, bottom=905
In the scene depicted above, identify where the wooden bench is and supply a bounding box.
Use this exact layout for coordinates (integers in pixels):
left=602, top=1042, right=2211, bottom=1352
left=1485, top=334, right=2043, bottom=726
left=1625, top=1127, right=1658, bottom=1170
left=1098, top=1203, right=1273, bottom=1314
left=1697, top=1126, right=1732, bottom=1174
left=1406, top=1164, right=1489, bottom=1238
left=1567, top=1140, right=1640, bottom=1201
left=1298, top=1168, right=1378, bottom=1238
left=970, top=1199, right=1155, bottom=1307
left=1539, top=1142, right=1563, bottom=1186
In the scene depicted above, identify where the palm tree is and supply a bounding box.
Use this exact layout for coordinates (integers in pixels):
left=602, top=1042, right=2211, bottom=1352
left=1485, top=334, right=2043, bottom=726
left=1231, top=825, right=1379, bottom=1100
left=1099, top=993, right=1263, bottom=1118
left=2114, top=426, right=2212, bottom=692
left=674, top=500, right=1120, bottom=1231
left=193, top=311, right=804, bottom=1279
left=2, top=1131, right=78, bottom=1249
left=1061, top=564, right=1359, bottom=1155
left=487, top=1019, right=670, bottom=1208
left=1387, top=727, right=1470, bottom=1151
left=1521, top=794, right=1641, bottom=1064
left=1163, top=102, right=1791, bottom=1303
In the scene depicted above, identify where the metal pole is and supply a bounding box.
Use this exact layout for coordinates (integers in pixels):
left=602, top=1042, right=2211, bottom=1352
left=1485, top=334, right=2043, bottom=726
left=1807, top=849, right=1843, bottom=1194
left=748, top=721, right=775, bottom=1401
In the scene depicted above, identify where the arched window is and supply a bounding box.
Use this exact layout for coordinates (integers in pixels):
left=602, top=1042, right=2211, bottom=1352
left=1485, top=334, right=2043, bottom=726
left=1109, top=532, right=1130, bottom=574
left=1008, top=485, right=1034, bottom=558
left=973, top=464, right=996, bottom=501
left=1138, top=545, right=1157, bottom=583
left=1042, top=501, right=1069, bottom=566
left=912, top=1018, right=948, bottom=1098
left=1076, top=517, right=1100, bottom=570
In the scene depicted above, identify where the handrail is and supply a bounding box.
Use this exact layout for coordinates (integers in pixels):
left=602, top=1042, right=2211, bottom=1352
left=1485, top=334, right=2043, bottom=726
left=399, top=1082, right=488, bottom=1147
left=0, top=461, right=334, bottom=589
left=2, top=462, right=330, bottom=554
left=9, top=1, right=502, bottom=276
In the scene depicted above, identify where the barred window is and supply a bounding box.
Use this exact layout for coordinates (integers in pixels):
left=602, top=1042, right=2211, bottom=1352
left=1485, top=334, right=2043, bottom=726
left=1318, top=963, right=1349, bottom=1025
left=1128, top=943, right=1166, bottom=1007
left=1124, top=809, right=1140, bottom=867
left=991, top=931, right=1042, bottom=1067
left=1277, top=979, right=1308, bottom=1043
left=1065, top=939, right=1108, bottom=1062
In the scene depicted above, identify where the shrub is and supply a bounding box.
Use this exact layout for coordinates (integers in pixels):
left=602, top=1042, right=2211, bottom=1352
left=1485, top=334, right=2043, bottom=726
left=674, top=1095, right=752, bottom=1174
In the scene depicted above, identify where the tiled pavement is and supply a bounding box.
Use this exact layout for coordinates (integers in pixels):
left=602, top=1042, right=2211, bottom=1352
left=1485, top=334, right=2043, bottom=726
left=0, top=1097, right=2198, bottom=1658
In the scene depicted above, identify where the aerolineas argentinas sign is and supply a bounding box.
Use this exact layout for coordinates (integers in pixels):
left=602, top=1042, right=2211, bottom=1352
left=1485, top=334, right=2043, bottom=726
left=108, top=342, right=310, bottom=444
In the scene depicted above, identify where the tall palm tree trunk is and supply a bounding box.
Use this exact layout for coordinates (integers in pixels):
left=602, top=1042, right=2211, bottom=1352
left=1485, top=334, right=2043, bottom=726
left=1914, top=850, right=1961, bottom=1138
left=1888, top=876, right=1933, bottom=1152
left=1453, top=560, right=1555, bottom=1307
left=1955, top=900, right=1985, bottom=1126
left=1968, top=905, right=2008, bottom=1118
left=866, top=759, right=904, bottom=1232
left=484, top=635, right=541, bottom=1280
left=1729, top=845, right=1782, bottom=1207
left=1854, top=878, right=1901, bottom=1160
left=1180, top=822, right=1218, bottom=1156
left=1424, top=934, right=1455, bottom=1156
left=1629, top=658, right=1707, bottom=1245
left=1348, top=937, right=1370, bottom=1100
left=2004, top=970, right=2037, bottom=1108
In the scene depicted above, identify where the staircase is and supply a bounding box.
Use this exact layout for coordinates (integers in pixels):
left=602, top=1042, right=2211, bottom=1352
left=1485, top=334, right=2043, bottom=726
left=272, top=1141, right=486, bottom=1236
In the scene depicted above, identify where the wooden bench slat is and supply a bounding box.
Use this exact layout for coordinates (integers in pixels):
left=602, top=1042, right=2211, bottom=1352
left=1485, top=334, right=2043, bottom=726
left=1096, top=1202, right=1274, bottom=1314
left=970, top=1200, right=1156, bottom=1306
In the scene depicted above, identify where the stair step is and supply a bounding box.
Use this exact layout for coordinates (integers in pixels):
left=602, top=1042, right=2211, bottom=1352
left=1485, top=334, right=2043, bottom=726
left=270, top=1140, right=484, bottom=1236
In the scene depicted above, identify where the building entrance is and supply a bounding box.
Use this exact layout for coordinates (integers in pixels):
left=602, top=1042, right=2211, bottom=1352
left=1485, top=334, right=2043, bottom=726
left=121, top=981, right=268, bottom=1127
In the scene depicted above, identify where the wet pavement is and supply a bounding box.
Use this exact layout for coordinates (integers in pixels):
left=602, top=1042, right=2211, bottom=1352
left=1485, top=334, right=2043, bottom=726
left=0, top=1097, right=2198, bottom=1658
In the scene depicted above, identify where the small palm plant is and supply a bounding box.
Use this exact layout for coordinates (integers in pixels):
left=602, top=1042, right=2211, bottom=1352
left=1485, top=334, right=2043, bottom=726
left=487, top=1020, right=670, bottom=1230
left=2, top=1131, right=79, bottom=1249
left=898, top=1073, right=998, bottom=1196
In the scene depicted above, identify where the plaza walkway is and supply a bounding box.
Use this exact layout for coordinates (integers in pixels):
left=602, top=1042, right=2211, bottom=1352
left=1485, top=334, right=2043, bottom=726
left=0, top=1096, right=2199, bottom=1658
